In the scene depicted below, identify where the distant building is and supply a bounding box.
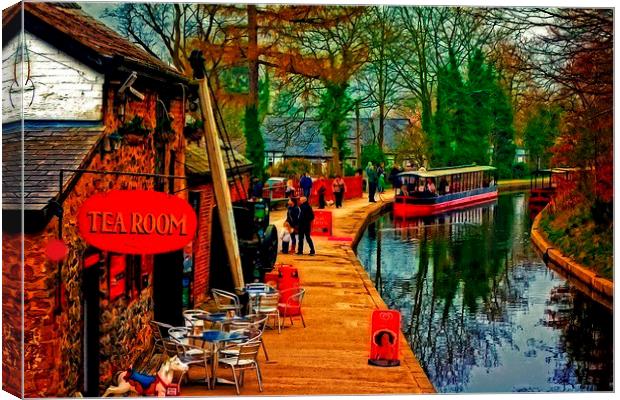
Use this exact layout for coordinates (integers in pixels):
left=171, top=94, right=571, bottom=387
left=262, top=117, right=410, bottom=172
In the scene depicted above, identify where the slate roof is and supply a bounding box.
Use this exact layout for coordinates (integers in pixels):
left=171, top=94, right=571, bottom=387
left=263, top=117, right=410, bottom=158
left=185, top=141, right=252, bottom=177
left=3, top=2, right=185, bottom=82
left=2, top=124, right=104, bottom=210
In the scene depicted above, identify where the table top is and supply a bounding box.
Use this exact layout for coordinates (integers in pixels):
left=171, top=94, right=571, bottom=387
left=187, top=330, right=247, bottom=343
left=242, top=285, right=278, bottom=295
left=194, top=313, right=248, bottom=323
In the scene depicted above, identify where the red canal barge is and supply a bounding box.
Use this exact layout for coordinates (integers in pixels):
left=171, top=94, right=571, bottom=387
left=393, top=165, right=498, bottom=217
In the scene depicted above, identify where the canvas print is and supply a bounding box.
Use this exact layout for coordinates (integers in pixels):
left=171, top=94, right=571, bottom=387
left=1, top=1, right=613, bottom=398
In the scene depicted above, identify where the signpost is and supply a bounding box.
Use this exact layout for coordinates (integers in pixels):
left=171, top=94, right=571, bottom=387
left=77, top=190, right=197, bottom=254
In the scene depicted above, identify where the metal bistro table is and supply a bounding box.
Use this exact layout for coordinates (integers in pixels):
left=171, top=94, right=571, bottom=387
left=178, top=329, right=247, bottom=389
left=193, top=312, right=249, bottom=331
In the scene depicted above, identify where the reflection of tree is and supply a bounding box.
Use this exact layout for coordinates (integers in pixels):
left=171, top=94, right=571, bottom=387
left=544, top=287, right=613, bottom=391
left=357, top=193, right=612, bottom=392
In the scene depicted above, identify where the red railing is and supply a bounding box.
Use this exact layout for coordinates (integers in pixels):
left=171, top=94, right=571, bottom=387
left=262, top=176, right=363, bottom=206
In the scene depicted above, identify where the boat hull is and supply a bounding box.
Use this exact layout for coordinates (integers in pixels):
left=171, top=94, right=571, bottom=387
left=393, top=189, right=498, bottom=217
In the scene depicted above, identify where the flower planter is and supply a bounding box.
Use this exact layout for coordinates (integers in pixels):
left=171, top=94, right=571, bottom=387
left=184, top=127, right=204, bottom=143
left=155, top=130, right=176, bottom=144
left=123, top=133, right=148, bottom=146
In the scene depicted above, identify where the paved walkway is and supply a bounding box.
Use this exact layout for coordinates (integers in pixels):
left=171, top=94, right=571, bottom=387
left=183, top=193, right=434, bottom=396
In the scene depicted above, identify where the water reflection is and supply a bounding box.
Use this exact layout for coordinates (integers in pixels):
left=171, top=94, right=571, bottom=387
left=356, top=193, right=613, bottom=393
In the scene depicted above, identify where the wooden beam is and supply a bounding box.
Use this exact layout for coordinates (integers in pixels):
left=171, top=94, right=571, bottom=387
left=196, top=77, right=245, bottom=290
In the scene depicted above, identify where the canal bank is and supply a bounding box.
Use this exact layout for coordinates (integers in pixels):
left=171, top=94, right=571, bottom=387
left=531, top=206, right=613, bottom=309
left=356, top=191, right=614, bottom=392
left=183, top=193, right=434, bottom=395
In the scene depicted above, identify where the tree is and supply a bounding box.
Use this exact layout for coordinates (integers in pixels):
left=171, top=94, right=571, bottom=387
left=523, top=104, right=560, bottom=170
left=272, top=6, right=370, bottom=175
left=489, top=71, right=516, bottom=179
left=354, top=6, right=401, bottom=150
left=317, top=82, right=354, bottom=175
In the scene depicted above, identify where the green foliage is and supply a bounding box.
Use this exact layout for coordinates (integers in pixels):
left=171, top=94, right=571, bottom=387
left=219, top=66, right=250, bottom=94
left=258, top=71, right=271, bottom=122
left=361, top=143, right=387, bottom=168
left=429, top=49, right=515, bottom=177
left=523, top=104, right=560, bottom=170
left=540, top=206, right=613, bottom=280
left=511, top=162, right=529, bottom=179
left=344, top=163, right=357, bottom=177
left=317, top=82, right=354, bottom=162
left=489, top=74, right=516, bottom=179
left=267, top=158, right=312, bottom=178
left=119, top=116, right=150, bottom=137
left=244, top=105, right=265, bottom=178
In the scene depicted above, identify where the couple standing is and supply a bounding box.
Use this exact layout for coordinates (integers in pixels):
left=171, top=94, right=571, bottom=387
left=286, top=196, right=315, bottom=255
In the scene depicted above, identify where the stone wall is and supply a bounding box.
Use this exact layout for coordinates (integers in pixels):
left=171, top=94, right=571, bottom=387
left=2, top=85, right=186, bottom=397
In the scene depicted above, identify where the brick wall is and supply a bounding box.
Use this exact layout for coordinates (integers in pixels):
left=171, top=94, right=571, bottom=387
left=191, top=174, right=250, bottom=304
left=1, top=84, right=186, bottom=397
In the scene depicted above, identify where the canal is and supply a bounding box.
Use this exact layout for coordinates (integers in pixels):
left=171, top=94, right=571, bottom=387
left=356, top=192, right=613, bottom=393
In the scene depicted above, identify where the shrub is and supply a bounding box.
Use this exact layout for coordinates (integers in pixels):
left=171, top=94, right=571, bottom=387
left=511, top=162, right=529, bottom=179
left=361, top=144, right=387, bottom=168
left=268, top=158, right=313, bottom=178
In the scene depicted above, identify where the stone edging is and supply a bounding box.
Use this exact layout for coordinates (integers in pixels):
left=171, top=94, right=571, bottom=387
left=531, top=205, right=613, bottom=300
left=345, top=199, right=436, bottom=393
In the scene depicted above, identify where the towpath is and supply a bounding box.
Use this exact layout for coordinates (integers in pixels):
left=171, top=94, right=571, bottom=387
left=184, top=192, right=434, bottom=395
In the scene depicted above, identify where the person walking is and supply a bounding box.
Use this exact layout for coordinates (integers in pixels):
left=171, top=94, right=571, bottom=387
left=366, top=162, right=378, bottom=203
left=286, top=198, right=301, bottom=254
left=377, top=162, right=385, bottom=193
left=317, top=176, right=327, bottom=209
left=296, top=196, right=315, bottom=255
left=299, top=172, right=313, bottom=199
left=332, top=175, right=346, bottom=208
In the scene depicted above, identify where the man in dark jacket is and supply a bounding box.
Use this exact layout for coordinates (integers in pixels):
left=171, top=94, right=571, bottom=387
left=299, top=172, right=313, bottom=198
left=296, top=196, right=315, bottom=255
left=286, top=198, right=301, bottom=253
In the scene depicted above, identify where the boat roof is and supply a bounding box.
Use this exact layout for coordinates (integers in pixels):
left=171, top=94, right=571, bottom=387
left=398, top=165, right=496, bottom=178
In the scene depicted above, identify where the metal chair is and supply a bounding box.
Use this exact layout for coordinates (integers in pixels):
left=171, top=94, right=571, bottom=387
left=171, top=339, right=213, bottom=388
left=278, top=287, right=306, bottom=328
left=212, top=289, right=243, bottom=315
left=255, top=292, right=281, bottom=333
left=183, top=309, right=209, bottom=329
left=218, top=342, right=263, bottom=395
left=228, top=315, right=270, bottom=361
left=148, top=320, right=174, bottom=361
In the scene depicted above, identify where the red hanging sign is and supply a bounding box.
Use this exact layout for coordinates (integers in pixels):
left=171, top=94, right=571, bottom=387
left=77, top=190, right=197, bottom=255
left=368, top=309, right=401, bottom=367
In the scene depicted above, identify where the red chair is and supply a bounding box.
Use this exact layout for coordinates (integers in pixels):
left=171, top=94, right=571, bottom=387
left=278, top=287, right=306, bottom=328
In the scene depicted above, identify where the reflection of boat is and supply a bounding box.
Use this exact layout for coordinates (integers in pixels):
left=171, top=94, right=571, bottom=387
left=394, top=165, right=498, bottom=217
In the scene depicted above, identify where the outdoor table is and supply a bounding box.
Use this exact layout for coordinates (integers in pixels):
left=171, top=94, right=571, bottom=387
left=173, top=328, right=247, bottom=388
left=239, top=284, right=279, bottom=314
left=193, top=313, right=249, bottom=331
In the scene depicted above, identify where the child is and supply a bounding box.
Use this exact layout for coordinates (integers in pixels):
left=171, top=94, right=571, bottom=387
left=281, top=221, right=292, bottom=254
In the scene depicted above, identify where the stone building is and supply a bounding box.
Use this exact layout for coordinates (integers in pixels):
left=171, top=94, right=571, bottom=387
left=1, top=3, right=248, bottom=397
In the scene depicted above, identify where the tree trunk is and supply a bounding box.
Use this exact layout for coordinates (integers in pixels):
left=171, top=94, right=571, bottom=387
left=247, top=5, right=259, bottom=108
left=332, top=133, right=341, bottom=177
left=378, top=102, right=385, bottom=150
left=356, top=102, right=361, bottom=168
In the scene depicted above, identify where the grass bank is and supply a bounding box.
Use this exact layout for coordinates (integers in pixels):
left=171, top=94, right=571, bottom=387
left=538, top=205, right=613, bottom=280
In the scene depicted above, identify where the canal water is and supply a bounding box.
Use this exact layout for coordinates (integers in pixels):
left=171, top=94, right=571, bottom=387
left=356, top=192, right=613, bottom=393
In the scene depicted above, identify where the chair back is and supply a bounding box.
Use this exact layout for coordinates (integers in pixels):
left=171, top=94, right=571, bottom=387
left=161, top=338, right=184, bottom=357
left=282, top=287, right=305, bottom=307
left=236, top=342, right=261, bottom=365
left=257, top=292, right=279, bottom=310
left=183, top=309, right=208, bottom=328
left=150, top=320, right=174, bottom=340
left=168, top=327, right=189, bottom=341
left=212, top=289, right=242, bottom=314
